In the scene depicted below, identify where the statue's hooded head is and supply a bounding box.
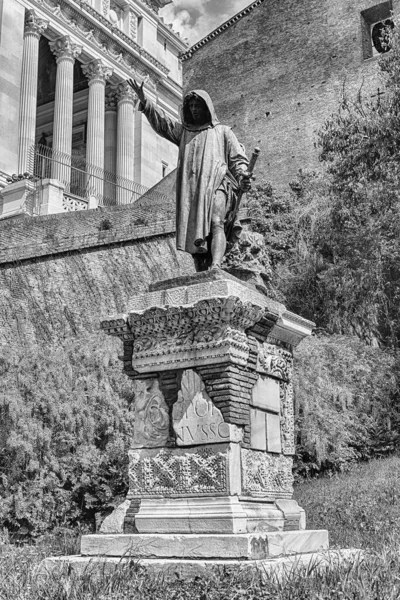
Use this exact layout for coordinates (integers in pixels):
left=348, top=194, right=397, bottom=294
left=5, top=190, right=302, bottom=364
left=181, top=90, right=220, bottom=131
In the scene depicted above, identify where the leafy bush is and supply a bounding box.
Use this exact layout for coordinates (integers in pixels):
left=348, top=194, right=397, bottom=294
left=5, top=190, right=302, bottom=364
left=294, top=334, right=400, bottom=477
left=0, top=334, right=135, bottom=537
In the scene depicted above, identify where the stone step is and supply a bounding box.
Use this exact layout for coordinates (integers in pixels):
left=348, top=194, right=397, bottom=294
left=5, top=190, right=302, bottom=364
left=41, top=548, right=363, bottom=583
left=81, top=530, right=328, bottom=561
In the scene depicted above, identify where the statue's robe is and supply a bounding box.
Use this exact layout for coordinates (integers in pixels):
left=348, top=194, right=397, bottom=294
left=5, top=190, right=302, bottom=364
left=139, top=90, right=249, bottom=256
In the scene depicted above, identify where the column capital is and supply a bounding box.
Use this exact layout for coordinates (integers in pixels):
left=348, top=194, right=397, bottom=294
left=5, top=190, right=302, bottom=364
left=82, top=59, right=113, bottom=85
left=49, top=36, right=82, bottom=63
left=105, top=88, right=118, bottom=111
left=114, top=81, right=137, bottom=106
left=24, top=9, right=49, bottom=38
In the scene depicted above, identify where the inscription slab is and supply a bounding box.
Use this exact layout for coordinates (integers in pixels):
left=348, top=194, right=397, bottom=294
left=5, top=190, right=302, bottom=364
left=266, top=413, right=282, bottom=453
left=173, top=370, right=242, bottom=445
left=251, top=375, right=280, bottom=413
left=250, top=408, right=266, bottom=451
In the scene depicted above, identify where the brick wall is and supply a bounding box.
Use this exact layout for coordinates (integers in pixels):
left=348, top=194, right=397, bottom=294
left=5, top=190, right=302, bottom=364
left=0, top=205, right=194, bottom=350
left=183, top=0, right=398, bottom=187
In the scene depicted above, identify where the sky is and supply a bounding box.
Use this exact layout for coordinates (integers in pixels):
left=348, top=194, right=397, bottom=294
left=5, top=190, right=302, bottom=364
left=159, top=0, right=253, bottom=45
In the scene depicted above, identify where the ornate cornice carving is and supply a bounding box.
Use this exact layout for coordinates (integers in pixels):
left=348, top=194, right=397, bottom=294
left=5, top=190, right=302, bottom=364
left=101, top=296, right=266, bottom=373
left=32, top=0, right=170, bottom=82
left=49, top=35, right=82, bottom=61
left=25, top=9, right=49, bottom=37
left=140, top=0, right=172, bottom=13
left=102, top=0, right=110, bottom=18
left=82, top=58, right=113, bottom=83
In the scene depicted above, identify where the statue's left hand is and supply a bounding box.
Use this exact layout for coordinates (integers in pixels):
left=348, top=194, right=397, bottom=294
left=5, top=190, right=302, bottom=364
left=239, top=172, right=252, bottom=192
left=127, top=78, right=145, bottom=105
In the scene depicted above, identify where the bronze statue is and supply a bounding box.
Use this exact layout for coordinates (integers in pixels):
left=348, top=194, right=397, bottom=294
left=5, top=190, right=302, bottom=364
left=128, top=80, right=252, bottom=271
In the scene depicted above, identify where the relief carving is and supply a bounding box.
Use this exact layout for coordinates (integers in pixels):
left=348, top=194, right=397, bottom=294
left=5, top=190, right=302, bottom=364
left=241, top=450, right=293, bottom=498
left=257, top=343, right=292, bottom=380
left=128, top=446, right=228, bottom=496
left=132, top=379, right=169, bottom=448
left=173, top=370, right=242, bottom=445
left=128, top=297, right=264, bottom=355
left=280, top=381, right=295, bottom=455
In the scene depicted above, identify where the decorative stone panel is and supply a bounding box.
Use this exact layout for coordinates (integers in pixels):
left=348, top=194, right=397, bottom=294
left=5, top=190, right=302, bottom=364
left=241, top=450, right=293, bottom=499
left=128, top=442, right=241, bottom=498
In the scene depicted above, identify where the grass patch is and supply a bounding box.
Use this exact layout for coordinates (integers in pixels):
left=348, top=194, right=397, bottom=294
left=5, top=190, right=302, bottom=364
left=1, top=456, right=400, bottom=599
left=294, top=454, right=400, bottom=550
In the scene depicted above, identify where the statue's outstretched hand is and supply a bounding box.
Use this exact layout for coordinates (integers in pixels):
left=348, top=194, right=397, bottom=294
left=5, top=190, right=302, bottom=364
left=127, top=79, right=145, bottom=105
left=239, top=172, right=252, bottom=192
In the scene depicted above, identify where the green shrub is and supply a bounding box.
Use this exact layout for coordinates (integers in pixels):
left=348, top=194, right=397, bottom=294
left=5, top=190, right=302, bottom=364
left=0, top=334, right=135, bottom=537
left=294, top=334, right=400, bottom=477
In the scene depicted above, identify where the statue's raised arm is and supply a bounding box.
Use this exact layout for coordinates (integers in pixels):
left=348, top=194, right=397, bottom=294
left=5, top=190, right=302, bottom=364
left=127, top=78, right=182, bottom=146
left=128, top=83, right=252, bottom=271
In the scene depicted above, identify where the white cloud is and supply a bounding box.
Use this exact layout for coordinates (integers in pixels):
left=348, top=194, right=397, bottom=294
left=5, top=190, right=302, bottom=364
left=160, top=0, right=253, bottom=45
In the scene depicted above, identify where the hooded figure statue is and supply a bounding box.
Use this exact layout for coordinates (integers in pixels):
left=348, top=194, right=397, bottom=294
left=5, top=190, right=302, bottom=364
left=128, top=82, right=250, bottom=270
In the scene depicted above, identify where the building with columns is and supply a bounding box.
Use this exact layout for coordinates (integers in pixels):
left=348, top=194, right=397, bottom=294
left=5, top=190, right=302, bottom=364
left=0, top=0, right=186, bottom=218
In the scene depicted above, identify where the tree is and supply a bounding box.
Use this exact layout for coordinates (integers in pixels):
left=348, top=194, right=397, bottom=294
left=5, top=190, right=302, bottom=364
left=305, top=20, right=400, bottom=346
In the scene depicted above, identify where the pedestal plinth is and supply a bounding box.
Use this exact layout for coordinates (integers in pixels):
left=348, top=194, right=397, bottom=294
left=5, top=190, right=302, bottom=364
left=96, top=271, right=317, bottom=542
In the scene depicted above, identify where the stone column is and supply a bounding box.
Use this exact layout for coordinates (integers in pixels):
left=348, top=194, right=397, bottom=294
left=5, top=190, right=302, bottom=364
left=49, top=36, right=82, bottom=184
left=104, top=89, right=118, bottom=204
left=82, top=59, right=112, bottom=202
left=17, top=10, right=49, bottom=175
left=115, top=82, right=136, bottom=205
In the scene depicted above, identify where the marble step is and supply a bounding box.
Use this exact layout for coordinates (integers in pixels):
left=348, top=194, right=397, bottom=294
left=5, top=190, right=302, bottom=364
left=81, top=529, right=329, bottom=561
left=41, top=548, right=362, bottom=583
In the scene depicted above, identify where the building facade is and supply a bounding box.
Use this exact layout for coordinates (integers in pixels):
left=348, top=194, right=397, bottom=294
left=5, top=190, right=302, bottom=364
left=0, top=0, right=186, bottom=217
left=182, top=0, right=397, bottom=187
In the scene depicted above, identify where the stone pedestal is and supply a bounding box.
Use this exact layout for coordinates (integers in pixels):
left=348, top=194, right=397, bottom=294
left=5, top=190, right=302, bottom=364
left=38, top=179, right=65, bottom=215
left=40, top=270, right=358, bottom=577
left=0, top=179, right=35, bottom=219
left=93, top=271, right=323, bottom=547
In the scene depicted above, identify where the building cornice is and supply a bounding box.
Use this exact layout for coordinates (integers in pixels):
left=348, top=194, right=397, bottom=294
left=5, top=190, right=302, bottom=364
left=180, top=0, right=266, bottom=61
left=158, top=20, right=189, bottom=52
left=136, top=0, right=172, bottom=15
left=30, top=0, right=170, bottom=82
left=131, top=0, right=187, bottom=51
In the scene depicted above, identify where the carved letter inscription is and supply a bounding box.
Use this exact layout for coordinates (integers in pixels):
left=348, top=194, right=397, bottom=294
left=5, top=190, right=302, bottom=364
left=173, top=370, right=242, bottom=445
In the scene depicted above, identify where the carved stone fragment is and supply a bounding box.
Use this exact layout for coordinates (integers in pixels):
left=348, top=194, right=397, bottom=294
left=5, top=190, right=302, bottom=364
left=172, top=369, right=243, bottom=445
left=128, top=445, right=233, bottom=497
left=241, top=450, right=293, bottom=499
left=132, top=379, right=169, bottom=449
left=257, top=342, right=291, bottom=380
left=280, top=381, right=295, bottom=455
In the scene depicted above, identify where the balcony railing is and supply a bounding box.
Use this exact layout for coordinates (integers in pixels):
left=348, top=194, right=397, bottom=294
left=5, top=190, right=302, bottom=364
left=29, top=144, right=174, bottom=218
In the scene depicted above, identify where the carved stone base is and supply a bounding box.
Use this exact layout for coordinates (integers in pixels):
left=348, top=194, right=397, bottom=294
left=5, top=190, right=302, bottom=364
left=127, top=444, right=294, bottom=501
left=135, top=497, right=248, bottom=534
left=128, top=497, right=304, bottom=535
